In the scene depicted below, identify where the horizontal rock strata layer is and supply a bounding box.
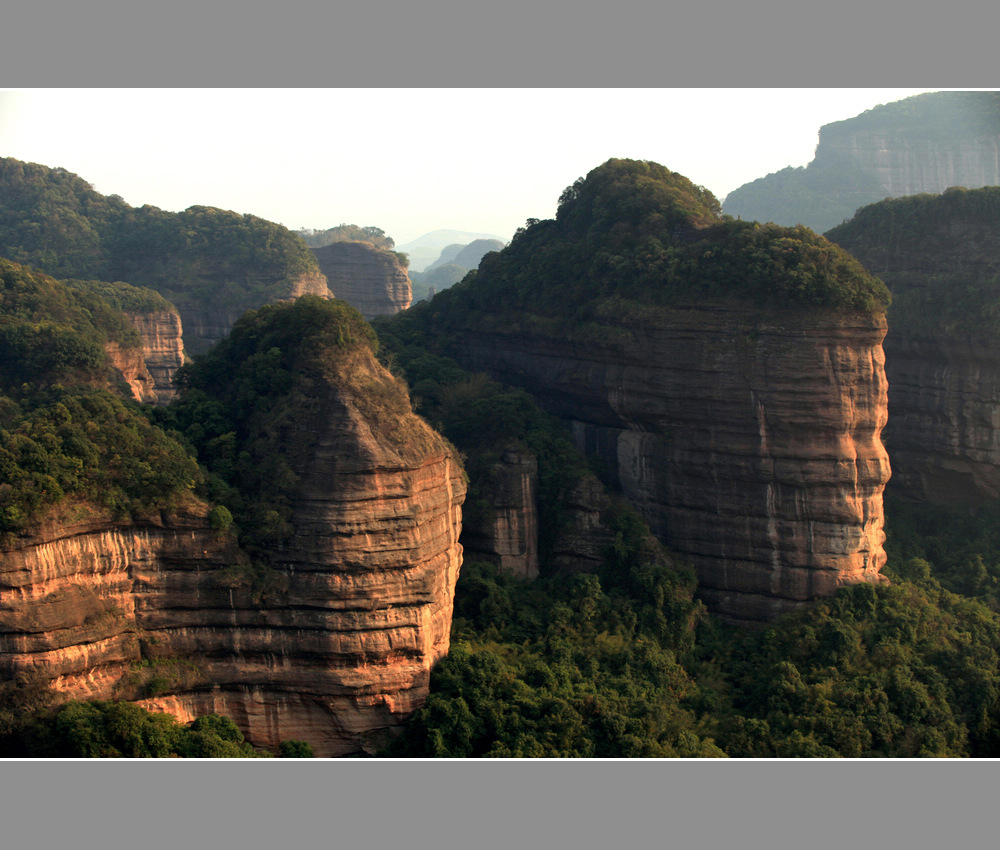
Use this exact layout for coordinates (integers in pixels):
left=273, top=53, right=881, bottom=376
left=311, top=242, right=412, bottom=319
left=124, top=309, right=186, bottom=404
left=0, top=362, right=466, bottom=755
left=882, top=331, right=1000, bottom=503
left=445, top=304, right=891, bottom=621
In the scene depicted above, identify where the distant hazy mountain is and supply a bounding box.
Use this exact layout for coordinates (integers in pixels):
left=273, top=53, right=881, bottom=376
left=722, top=90, right=1000, bottom=234
left=398, top=229, right=506, bottom=272
left=410, top=237, right=507, bottom=302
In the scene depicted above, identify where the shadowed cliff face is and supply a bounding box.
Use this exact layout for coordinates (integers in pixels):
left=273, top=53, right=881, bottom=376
left=310, top=242, right=412, bottom=319
left=445, top=305, right=891, bottom=622
left=881, top=334, right=1000, bottom=503
left=827, top=187, right=1000, bottom=505
left=175, top=270, right=330, bottom=356
left=0, top=347, right=466, bottom=757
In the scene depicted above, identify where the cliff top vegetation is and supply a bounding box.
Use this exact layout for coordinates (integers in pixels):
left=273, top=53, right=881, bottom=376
left=0, top=157, right=322, bottom=317
left=827, top=186, right=1000, bottom=336
left=0, top=259, right=201, bottom=535
left=821, top=90, right=1000, bottom=143
left=420, top=158, right=889, bottom=333
left=297, top=223, right=395, bottom=250
left=158, top=294, right=442, bottom=554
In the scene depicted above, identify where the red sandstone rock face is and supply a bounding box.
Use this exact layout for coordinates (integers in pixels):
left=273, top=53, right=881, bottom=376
left=310, top=242, right=412, bottom=319
left=124, top=310, right=186, bottom=404
left=0, top=354, right=466, bottom=756
left=104, top=341, right=157, bottom=403
left=446, top=304, right=891, bottom=621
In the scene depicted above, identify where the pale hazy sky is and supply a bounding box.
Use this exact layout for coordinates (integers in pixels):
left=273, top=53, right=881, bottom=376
left=0, top=88, right=940, bottom=247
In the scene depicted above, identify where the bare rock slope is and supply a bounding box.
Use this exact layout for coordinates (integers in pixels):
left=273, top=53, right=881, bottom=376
left=0, top=314, right=465, bottom=756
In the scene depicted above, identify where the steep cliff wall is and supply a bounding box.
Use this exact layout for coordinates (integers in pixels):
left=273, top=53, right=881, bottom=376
left=827, top=187, right=1000, bottom=505
left=123, top=310, right=186, bottom=404
left=460, top=447, right=539, bottom=580
left=445, top=305, right=891, bottom=621
left=104, top=341, right=157, bottom=404
left=820, top=133, right=1000, bottom=200
left=878, top=333, right=1000, bottom=503
left=722, top=91, right=1000, bottom=234
left=311, top=242, right=412, bottom=319
left=0, top=315, right=466, bottom=756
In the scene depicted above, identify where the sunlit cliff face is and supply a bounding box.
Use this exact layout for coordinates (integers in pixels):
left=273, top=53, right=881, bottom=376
left=444, top=306, right=892, bottom=622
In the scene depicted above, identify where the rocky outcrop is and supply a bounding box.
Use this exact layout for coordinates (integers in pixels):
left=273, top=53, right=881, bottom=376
left=444, top=305, right=891, bottom=622
left=123, top=309, right=186, bottom=404
left=104, top=341, right=157, bottom=404
left=820, top=132, right=1000, bottom=202
left=310, top=242, right=411, bottom=319
left=0, top=354, right=466, bottom=757
left=461, top=447, right=539, bottom=580
left=878, top=334, right=1000, bottom=503
left=827, top=187, right=1000, bottom=505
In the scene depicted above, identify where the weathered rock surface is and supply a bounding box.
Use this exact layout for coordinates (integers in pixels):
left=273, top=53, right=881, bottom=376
left=104, top=341, right=157, bottom=404
left=878, top=333, right=1000, bottom=503
left=311, top=242, right=412, bottom=319
left=444, top=305, right=891, bottom=621
left=461, top=447, right=539, bottom=579
left=0, top=353, right=466, bottom=756
left=176, top=270, right=330, bottom=356
left=123, top=309, right=186, bottom=404
left=821, top=132, right=1000, bottom=202
left=827, top=190, right=1000, bottom=504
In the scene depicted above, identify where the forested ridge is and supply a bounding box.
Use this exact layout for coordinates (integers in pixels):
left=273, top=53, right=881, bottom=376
left=826, top=186, right=1000, bottom=336
left=0, top=157, right=321, bottom=319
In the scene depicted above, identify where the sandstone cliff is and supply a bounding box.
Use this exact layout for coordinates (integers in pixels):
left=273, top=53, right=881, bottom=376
left=122, top=309, right=186, bottom=404
left=0, top=304, right=466, bottom=756
left=827, top=187, right=1000, bottom=505
left=443, top=305, right=890, bottom=621
left=722, top=91, right=1000, bottom=234
left=311, top=242, right=412, bottom=319
left=460, top=447, right=540, bottom=580
left=104, top=340, right=157, bottom=404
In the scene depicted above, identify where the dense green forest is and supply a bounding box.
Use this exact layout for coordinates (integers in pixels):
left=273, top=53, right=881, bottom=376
left=0, top=259, right=200, bottom=536
left=418, top=159, right=888, bottom=341
left=826, top=186, right=1000, bottom=336
left=0, top=157, right=322, bottom=322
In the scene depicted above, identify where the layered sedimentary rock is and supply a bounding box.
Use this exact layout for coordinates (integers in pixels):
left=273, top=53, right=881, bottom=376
left=123, top=309, right=186, bottom=404
left=0, top=354, right=466, bottom=757
left=878, top=334, right=1000, bottom=503
left=461, top=447, right=539, bottom=580
left=176, top=270, right=330, bottom=356
left=445, top=305, right=891, bottom=621
left=104, top=341, right=157, bottom=404
left=827, top=187, right=1000, bottom=504
left=722, top=91, right=1000, bottom=234
left=311, top=242, right=412, bottom=319
left=820, top=129, right=1000, bottom=201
